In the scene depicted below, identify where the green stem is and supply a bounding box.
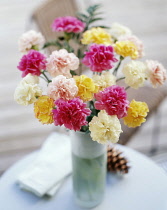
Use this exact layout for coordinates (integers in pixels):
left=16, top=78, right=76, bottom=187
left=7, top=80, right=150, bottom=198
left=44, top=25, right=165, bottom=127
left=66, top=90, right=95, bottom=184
left=41, top=71, right=52, bottom=83
left=78, top=63, right=82, bottom=75
left=113, top=56, right=124, bottom=76
left=63, top=40, right=74, bottom=53
left=39, top=75, right=47, bottom=82
left=116, top=77, right=125, bottom=82
left=125, top=86, right=130, bottom=90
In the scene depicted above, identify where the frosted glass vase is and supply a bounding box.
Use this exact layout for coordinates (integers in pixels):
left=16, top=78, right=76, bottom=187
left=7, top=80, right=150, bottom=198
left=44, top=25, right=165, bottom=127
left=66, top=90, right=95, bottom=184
left=70, top=131, right=107, bottom=208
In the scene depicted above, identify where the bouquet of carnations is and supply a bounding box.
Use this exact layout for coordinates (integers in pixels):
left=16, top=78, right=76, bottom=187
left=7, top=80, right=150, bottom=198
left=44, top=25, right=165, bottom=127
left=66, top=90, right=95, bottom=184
left=14, top=5, right=167, bottom=144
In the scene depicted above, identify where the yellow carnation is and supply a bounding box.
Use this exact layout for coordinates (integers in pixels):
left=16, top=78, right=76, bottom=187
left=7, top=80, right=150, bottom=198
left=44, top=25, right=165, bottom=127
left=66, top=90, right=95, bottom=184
left=89, top=110, right=122, bottom=144
left=74, top=75, right=98, bottom=101
left=92, top=71, right=116, bottom=91
left=114, top=40, right=138, bottom=59
left=34, top=95, right=54, bottom=124
left=81, top=27, right=113, bottom=45
left=123, top=100, right=149, bottom=128
left=122, top=61, right=147, bottom=89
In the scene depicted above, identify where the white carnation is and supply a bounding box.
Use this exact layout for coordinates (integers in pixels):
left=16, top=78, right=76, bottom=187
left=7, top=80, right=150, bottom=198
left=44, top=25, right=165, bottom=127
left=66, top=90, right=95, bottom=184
left=92, top=71, right=116, bottom=91
left=122, top=61, right=147, bottom=89
left=22, top=73, right=39, bottom=84
left=14, top=80, right=42, bottom=106
left=89, top=110, right=122, bottom=144
left=18, top=30, right=45, bottom=53
left=110, top=23, right=132, bottom=39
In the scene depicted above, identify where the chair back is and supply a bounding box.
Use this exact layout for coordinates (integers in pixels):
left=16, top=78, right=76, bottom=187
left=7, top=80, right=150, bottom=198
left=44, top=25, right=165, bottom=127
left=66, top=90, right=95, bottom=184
left=32, top=0, right=78, bottom=54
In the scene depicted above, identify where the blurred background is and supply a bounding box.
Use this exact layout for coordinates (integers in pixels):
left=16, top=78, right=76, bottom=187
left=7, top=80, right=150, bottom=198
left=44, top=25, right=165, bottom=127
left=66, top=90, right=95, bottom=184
left=0, top=0, right=167, bottom=175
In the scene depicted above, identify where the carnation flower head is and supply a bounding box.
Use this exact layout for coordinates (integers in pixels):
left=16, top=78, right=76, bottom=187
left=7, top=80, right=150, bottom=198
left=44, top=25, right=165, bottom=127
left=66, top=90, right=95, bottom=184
left=95, top=85, right=129, bottom=119
left=18, top=30, right=45, bottom=54
left=82, top=44, right=117, bottom=72
left=146, top=60, right=167, bottom=88
left=114, top=40, right=138, bottom=59
left=123, top=99, right=149, bottom=128
left=122, top=61, right=147, bottom=89
left=89, top=110, right=122, bottom=144
left=53, top=98, right=91, bottom=131
left=47, top=75, right=78, bottom=100
left=119, top=35, right=144, bottom=58
left=14, top=80, right=42, bottom=106
left=92, top=71, right=116, bottom=91
left=46, top=49, right=79, bottom=78
left=34, top=95, right=54, bottom=124
left=110, top=23, right=132, bottom=39
left=17, top=50, right=46, bottom=77
left=74, top=75, right=98, bottom=101
left=52, top=16, right=85, bottom=33
left=22, top=73, right=39, bottom=84
left=81, top=27, right=113, bottom=45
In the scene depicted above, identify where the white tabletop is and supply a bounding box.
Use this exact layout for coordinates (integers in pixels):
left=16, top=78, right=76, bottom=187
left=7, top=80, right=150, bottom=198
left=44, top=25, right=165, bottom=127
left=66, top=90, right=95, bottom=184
left=0, top=144, right=167, bottom=210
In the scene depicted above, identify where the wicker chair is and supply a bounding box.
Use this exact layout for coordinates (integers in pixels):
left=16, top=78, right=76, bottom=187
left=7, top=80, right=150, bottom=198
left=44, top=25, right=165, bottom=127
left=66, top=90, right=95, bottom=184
left=31, top=0, right=78, bottom=54
left=31, top=0, right=87, bottom=74
left=31, top=0, right=167, bottom=151
left=118, top=83, right=167, bottom=148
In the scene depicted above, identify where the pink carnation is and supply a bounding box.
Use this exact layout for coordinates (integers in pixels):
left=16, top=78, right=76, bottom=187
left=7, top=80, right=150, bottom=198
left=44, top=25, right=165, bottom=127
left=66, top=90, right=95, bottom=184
left=46, top=49, right=79, bottom=78
left=53, top=98, right=91, bottom=131
left=17, top=50, right=46, bottom=77
left=146, top=60, right=167, bottom=87
left=47, top=75, right=78, bottom=100
left=95, top=85, right=129, bottom=119
left=82, top=44, right=118, bottom=72
left=119, top=35, right=144, bottom=58
left=52, top=16, right=85, bottom=33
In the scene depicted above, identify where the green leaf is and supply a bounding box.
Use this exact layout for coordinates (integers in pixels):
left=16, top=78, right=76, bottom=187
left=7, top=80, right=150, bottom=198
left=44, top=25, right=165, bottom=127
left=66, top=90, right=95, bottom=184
left=89, top=17, right=104, bottom=24
left=76, top=33, right=80, bottom=39
left=85, top=129, right=90, bottom=134
left=77, top=49, right=84, bottom=59
left=77, top=13, right=89, bottom=19
left=92, top=25, right=110, bottom=29
left=80, top=125, right=89, bottom=132
left=70, top=70, right=77, bottom=76
left=77, top=49, right=82, bottom=58
left=43, top=40, right=62, bottom=49
left=58, top=36, right=65, bottom=41
left=87, top=4, right=101, bottom=15
left=93, top=12, right=104, bottom=16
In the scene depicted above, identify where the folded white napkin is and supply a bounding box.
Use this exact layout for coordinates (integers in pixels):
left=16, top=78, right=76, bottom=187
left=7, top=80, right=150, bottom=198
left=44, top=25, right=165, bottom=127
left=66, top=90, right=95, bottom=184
left=17, top=132, right=72, bottom=197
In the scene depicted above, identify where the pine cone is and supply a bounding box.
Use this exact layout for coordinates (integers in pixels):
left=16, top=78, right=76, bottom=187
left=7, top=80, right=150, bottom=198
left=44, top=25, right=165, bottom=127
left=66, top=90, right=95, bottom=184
left=107, top=147, right=130, bottom=174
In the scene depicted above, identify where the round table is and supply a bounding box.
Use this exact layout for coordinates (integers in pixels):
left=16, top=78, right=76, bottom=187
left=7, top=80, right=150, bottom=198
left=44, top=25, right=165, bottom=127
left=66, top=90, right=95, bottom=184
left=0, top=145, right=167, bottom=210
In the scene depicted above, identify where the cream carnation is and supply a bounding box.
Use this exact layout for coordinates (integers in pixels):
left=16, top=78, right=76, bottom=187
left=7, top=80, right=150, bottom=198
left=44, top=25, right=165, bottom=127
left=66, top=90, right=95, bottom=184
left=122, top=61, right=147, bottom=89
left=146, top=60, right=167, bottom=88
left=18, top=30, right=45, bottom=54
left=119, top=35, right=144, bottom=58
left=46, top=49, right=79, bottom=78
left=47, top=75, right=78, bottom=100
left=22, top=73, right=39, bottom=84
left=14, top=80, right=42, bottom=106
left=89, top=110, right=122, bottom=144
left=92, top=71, right=116, bottom=91
left=110, top=23, right=132, bottom=39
